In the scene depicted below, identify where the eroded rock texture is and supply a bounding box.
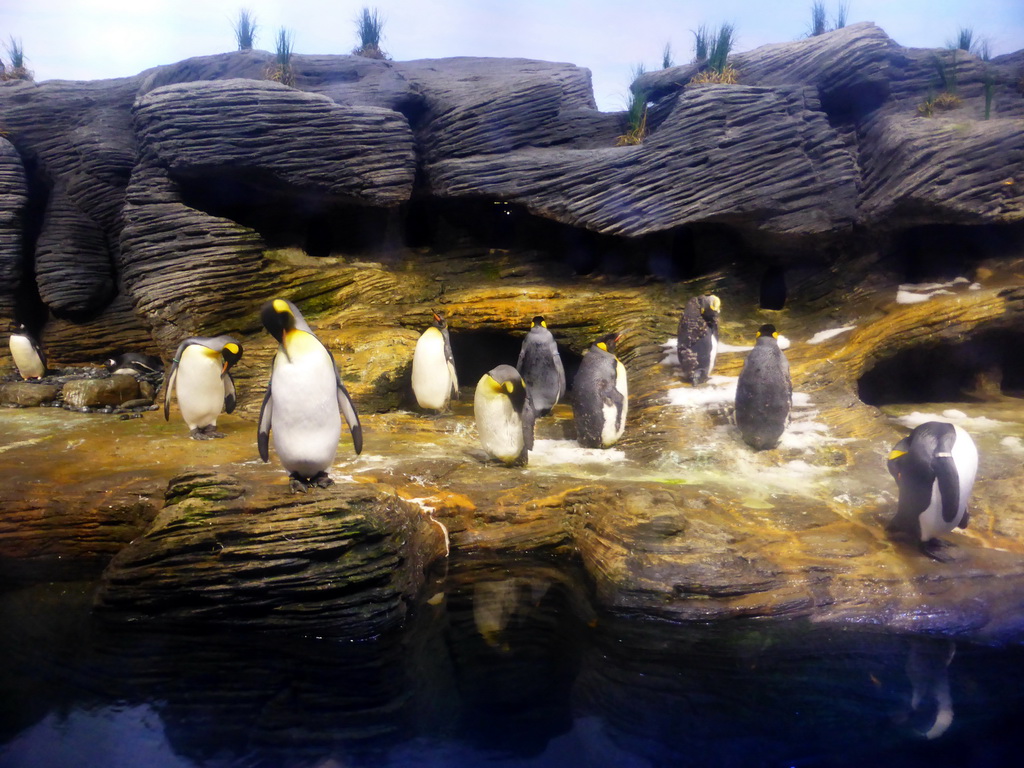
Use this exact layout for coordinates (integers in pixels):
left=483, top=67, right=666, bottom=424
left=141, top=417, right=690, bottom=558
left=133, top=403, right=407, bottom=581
left=0, top=138, right=27, bottom=327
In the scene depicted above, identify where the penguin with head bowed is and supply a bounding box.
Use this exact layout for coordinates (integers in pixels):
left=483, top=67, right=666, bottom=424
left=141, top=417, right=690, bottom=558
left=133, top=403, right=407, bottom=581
left=164, top=335, right=243, bottom=440
left=106, top=353, right=164, bottom=376
left=258, top=298, right=362, bottom=492
left=887, top=421, right=978, bottom=562
left=411, top=310, right=459, bottom=413
left=517, top=316, right=565, bottom=417
left=572, top=332, right=628, bottom=449
left=8, top=323, right=46, bottom=380
left=474, top=364, right=536, bottom=466
left=734, top=323, right=791, bottom=450
left=676, top=294, right=721, bottom=385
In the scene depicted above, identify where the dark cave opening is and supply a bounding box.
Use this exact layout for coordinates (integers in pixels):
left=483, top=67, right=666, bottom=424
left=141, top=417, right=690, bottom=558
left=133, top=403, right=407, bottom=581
left=759, top=266, right=787, bottom=310
left=883, top=223, right=1024, bottom=284
left=447, top=329, right=584, bottom=394
left=857, top=328, right=1024, bottom=406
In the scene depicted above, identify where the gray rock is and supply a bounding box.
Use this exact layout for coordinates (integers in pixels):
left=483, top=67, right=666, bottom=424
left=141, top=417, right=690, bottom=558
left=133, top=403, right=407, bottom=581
left=62, top=374, right=141, bottom=407
left=0, top=138, right=27, bottom=327
left=0, top=382, right=60, bottom=407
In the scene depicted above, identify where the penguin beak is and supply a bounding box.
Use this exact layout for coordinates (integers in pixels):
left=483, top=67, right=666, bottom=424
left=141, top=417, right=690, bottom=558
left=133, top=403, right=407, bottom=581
left=888, top=449, right=907, bottom=461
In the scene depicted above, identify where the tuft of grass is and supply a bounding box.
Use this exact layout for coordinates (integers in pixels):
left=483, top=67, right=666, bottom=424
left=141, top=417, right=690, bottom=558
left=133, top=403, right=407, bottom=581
left=689, top=23, right=738, bottom=86
left=835, top=1, right=849, bottom=29
left=984, top=76, right=994, bottom=119
left=616, top=63, right=650, bottom=145
left=949, top=26, right=974, bottom=53
left=662, top=41, right=674, bottom=69
left=353, top=6, right=388, bottom=59
left=810, top=1, right=827, bottom=36
left=933, top=49, right=958, bottom=94
left=233, top=8, right=258, bottom=51
left=265, top=27, right=295, bottom=86
left=689, top=64, right=739, bottom=85
left=0, top=37, right=32, bottom=81
left=917, top=91, right=962, bottom=116
left=692, top=24, right=711, bottom=63
left=707, top=23, right=735, bottom=74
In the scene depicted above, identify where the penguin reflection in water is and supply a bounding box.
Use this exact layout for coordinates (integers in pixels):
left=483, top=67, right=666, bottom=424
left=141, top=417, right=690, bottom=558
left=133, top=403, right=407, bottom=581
left=887, top=421, right=977, bottom=562
left=164, top=336, right=243, bottom=440
left=474, top=364, right=535, bottom=466
left=572, top=333, right=628, bottom=449
left=412, top=311, right=459, bottom=414
left=516, top=316, right=565, bottom=417
left=258, top=299, right=363, bottom=492
left=676, top=294, right=720, bottom=385
left=8, top=323, right=46, bottom=380
left=735, top=324, right=791, bottom=450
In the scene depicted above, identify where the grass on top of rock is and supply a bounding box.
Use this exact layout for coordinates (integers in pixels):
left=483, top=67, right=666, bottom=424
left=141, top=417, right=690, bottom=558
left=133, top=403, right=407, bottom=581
left=808, top=1, right=849, bottom=36
left=917, top=91, right=963, bottom=117
left=232, top=8, right=258, bottom=51
left=0, top=36, right=32, bottom=81
left=265, top=27, right=295, bottom=86
left=353, top=6, right=388, bottom=59
left=689, top=23, right=738, bottom=85
left=616, top=63, right=650, bottom=146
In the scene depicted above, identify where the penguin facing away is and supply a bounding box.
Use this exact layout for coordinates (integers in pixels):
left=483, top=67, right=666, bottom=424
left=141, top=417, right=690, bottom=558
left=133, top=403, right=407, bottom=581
left=887, top=421, right=977, bottom=561
left=106, top=353, right=164, bottom=376
left=734, top=323, right=791, bottom=450
left=474, top=364, right=536, bottom=466
left=258, top=299, right=363, bottom=492
left=411, top=310, right=459, bottom=413
left=676, top=294, right=721, bottom=385
left=8, top=323, right=46, bottom=380
left=572, top=332, right=628, bottom=449
left=164, top=336, right=243, bottom=440
left=517, top=316, right=565, bottom=417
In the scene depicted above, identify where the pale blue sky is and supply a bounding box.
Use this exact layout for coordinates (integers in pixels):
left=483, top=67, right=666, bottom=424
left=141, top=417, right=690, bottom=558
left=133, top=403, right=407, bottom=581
left=2, top=0, right=1022, bottom=111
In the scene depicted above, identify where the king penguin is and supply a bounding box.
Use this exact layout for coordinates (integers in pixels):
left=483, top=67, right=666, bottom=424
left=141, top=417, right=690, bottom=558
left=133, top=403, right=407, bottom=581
left=411, top=311, right=459, bottom=413
left=474, top=364, right=536, bottom=466
left=886, top=421, right=978, bottom=561
left=734, top=324, right=791, bottom=450
left=164, top=335, right=243, bottom=439
left=572, top=332, right=628, bottom=449
left=258, top=299, right=363, bottom=492
left=516, top=316, right=565, bottom=417
left=676, top=295, right=721, bottom=385
left=8, top=323, right=46, bottom=380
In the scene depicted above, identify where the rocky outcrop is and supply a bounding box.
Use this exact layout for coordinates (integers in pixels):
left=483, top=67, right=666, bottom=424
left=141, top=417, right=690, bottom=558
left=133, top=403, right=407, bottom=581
left=0, top=137, right=27, bottom=326
left=94, top=471, right=448, bottom=639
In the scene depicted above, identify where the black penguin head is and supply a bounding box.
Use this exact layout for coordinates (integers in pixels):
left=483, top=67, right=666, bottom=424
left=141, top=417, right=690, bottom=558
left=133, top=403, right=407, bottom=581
left=755, top=324, right=778, bottom=340
left=483, top=365, right=528, bottom=413
left=431, top=311, right=448, bottom=330
left=220, top=341, right=244, bottom=370
left=701, top=295, right=721, bottom=317
left=595, top=332, right=620, bottom=354
left=532, top=316, right=547, bottom=328
left=261, top=299, right=299, bottom=345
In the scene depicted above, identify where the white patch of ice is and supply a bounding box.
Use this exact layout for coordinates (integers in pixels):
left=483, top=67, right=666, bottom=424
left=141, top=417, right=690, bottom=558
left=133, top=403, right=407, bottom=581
left=717, top=341, right=754, bottom=353
left=792, top=392, right=813, bottom=408
left=530, top=438, right=626, bottom=466
left=1000, top=436, right=1024, bottom=455
left=896, top=290, right=933, bottom=304
left=895, top=409, right=1008, bottom=431
left=807, top=326, right=856, bottom=345
left=896, top=277, right=973, bottom=304
left=666, top=375, right=737, bottom=407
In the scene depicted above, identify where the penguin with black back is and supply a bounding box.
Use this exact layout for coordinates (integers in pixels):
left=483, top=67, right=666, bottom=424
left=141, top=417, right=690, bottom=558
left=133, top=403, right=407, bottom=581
left=164, top=335, right=243, bottom=439
left=676, top=295, right=721, bottom=385
left=734, top=323, right=791, bottom=450
left=8, top=323, right=46, bottom=380
left=516, top=316, right=565, bottom=417
left=474, top=364, right=536, bottom=466
left=572, top=332, right=628, bottom=448
left=887, top=421, right=978, bottom=562
left=106, top=353, right=164, bottom=376
left=411, top=310, right=459, bottom=413
left=258, top=299, right=362, bottom=492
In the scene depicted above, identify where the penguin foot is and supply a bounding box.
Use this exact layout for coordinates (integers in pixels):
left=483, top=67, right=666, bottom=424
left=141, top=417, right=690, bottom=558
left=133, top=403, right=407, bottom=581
left=313, top=471, right=334, bottom=489
left=289, top=475, right=311, bottom=493
left=189, top=428, right=217, bottom=441
left=288, top=472, right=334, bottom=493
left=920, top=538, right=964, bottom=563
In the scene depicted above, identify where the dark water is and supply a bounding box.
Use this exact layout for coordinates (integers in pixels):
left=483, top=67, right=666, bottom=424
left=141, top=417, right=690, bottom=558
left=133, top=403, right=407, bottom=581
left=1, top=560, right=1023, bottom=768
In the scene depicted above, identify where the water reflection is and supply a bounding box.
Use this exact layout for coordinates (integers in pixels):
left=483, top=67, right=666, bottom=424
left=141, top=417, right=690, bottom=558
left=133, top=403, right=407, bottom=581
left=1, top=566, right=1023, bottom=768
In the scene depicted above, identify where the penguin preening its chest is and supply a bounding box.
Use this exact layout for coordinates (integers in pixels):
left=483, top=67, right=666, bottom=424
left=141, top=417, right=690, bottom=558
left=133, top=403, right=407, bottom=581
left=676, top=295, right=720, bottom=385
left=474, top=364, right=536, bottom=466
left=887, top=421, right=977, bottom=561
left=517, top=316, right=565, bottom=417
left=106, top=353, right=164, bottom=376
left=572, top=333, right=628, bottom=449
left=258, top=298, right=363, bottom=492
left=8, top=323, right=46, bottom=380
left=412, top=311, right=459, bottom=413
left=164, top=336, right=243, bottom=440
left=734, top=324, right=791, bottom=450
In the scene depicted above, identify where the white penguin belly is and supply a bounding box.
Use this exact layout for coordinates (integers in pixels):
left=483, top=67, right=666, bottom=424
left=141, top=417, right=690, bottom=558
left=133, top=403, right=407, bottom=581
left=412, top=330, right=453, bottom=410
left=919, top=426, right=978, bottom=541
left=708, top=334, right=718, bottom=377
left=271, top=349, right=342, bottom=477
left=176, top=348, right=225, bottom=430
left=475, top=390, right=523, bottom=464
left=9, top=336, right=44, bottom=379
left=599, top=360, right=628, bottom=447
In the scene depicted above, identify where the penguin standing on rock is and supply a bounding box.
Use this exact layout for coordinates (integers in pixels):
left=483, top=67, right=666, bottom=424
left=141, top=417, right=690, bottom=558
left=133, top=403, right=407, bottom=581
left=164, top=336, right=243, bottom=439
left=887, top=421, right=978, bottom=562
left=517, top=316, right=565, bottom=417
left=258, top=299, right=362, bottom=492
left=8, top=323, right=46, bottom=380
left=676, top=294, right=720, bottom=385
left=734, top=324, right=791, bottom=450
left=572, top=333, right=628, bottom=448
left=411, top=311, right=459, bottom=413
left=474, top=364, right=535, bottom=466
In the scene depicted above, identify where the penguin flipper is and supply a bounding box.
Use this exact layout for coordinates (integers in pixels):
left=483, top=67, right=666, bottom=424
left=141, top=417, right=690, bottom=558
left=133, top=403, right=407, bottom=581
left=447, top=360, right=460, bottom=400
left=223, top=374, right=237, bottom=414
left=163, top=361, right=179, bottom=421
left=553, top=352, right=566, bottom=403
left=31, top=337, right=47, bottom=373
left=337, top=381, right=363, bottom=455
left=257, top=384, right=273, bottom=462
left=934, top=455, right=961, bottom=525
